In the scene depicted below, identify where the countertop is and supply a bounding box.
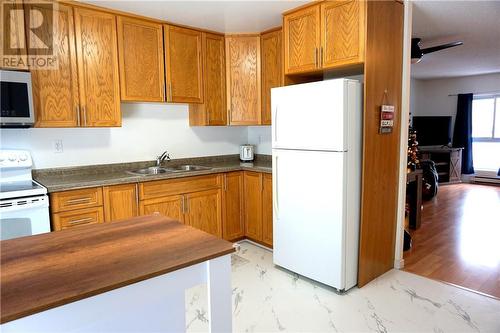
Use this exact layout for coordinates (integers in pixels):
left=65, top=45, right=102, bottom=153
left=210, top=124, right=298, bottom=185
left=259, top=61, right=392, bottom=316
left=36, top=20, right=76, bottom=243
left=33, top=155, right=272, bottom=193
left=0, top=215, right=235, bottom=324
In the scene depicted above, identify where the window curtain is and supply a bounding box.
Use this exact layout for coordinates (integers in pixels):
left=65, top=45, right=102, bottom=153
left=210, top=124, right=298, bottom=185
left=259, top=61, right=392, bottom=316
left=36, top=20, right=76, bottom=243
left=452, top=93, right=474, bottom=174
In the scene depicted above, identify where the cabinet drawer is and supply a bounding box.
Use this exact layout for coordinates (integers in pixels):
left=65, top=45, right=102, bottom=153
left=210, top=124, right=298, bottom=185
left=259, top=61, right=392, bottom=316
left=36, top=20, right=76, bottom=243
left=50, top=187, right=103, bottom=213
left=52, top=207, right=104, bottom=231
left=140, top=174, right=221, bottom=200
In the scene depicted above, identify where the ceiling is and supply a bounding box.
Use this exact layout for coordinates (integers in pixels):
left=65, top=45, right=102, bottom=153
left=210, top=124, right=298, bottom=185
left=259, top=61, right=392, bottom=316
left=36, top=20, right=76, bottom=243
left=82, top=0, right=308, bottom=33
left=411, top=1, right=500, bottom=80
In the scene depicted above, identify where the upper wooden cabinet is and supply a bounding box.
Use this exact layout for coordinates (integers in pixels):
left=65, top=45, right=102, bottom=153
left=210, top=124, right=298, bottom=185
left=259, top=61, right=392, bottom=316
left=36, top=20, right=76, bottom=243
left=189, top=33, right=227, bottom=126
left=226, top=35, right=261, bottom=125
left=1, top=0, right=27, bottom=70
left=27, top=3, right=80, bottom=127
left=117, top=16, right=165, bottom=102
left=321, top=0, right=365, bottom=69
left=164, top=25, right=203, bottom=103
left=283, top=0, right=365, bottom=75
left=261, top=28, right=283, bottom=125
left=74, top=8, right=121, bottom=127
left=283, top=5, right=320, bottom=75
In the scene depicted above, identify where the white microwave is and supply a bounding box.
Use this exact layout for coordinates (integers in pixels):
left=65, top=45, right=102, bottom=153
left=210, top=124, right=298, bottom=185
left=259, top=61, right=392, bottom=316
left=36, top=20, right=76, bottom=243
left=0, top=70, right=35, bottom=128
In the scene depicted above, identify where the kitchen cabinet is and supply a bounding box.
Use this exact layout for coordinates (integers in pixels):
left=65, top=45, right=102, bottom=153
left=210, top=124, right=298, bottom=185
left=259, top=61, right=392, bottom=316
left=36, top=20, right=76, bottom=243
left=74, top=7, right=121, bottom=127
left=243, top=171, right=263, bottom=240
left=283, top=0, right=365, bottom=75
left=164, top=25, right=203, bottom=103
left=117, top=16, right=164, bottom=102
left=225, top=35, right=261, bottom=125
left=103, top=184, right=138, bottom=222
left=1, top=0, right=27, bottom=70
left=185, top=189, right=222, bottom=237
left=320, top=0, right=365, bottom=69
left=28, top=3, right=79, bottom=127
left=283, top=5, right=320, bottom=75
left=139, top=195, right=185, bottom=223
left=261, top=28, right=283, bottom=125
left=52, top=207, right=104, bottom=230
left=262, top=173, right=273, bottom=247
left=189, top=33, right=227, bottom=126
left=222, top=172, right=244, bottom=241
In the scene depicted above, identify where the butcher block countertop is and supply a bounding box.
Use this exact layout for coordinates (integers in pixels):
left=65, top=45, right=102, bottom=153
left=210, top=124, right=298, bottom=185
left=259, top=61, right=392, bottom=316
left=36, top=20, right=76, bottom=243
left=0, top=215, right=235, bottom=324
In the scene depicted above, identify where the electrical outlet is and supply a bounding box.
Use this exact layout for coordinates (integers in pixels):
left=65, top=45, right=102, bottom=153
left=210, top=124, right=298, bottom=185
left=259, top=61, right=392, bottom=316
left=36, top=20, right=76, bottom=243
left=54, top=139, right=63, bottom=153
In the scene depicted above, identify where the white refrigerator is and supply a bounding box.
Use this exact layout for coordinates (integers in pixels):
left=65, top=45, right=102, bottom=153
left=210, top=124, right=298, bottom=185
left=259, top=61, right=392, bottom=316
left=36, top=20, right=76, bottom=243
left=271, top=79, right=362, bottom=291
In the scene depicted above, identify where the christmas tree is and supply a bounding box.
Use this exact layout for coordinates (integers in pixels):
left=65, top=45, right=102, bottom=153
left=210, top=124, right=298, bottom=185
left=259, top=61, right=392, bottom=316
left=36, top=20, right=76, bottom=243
left=407, top=127, right=420, bottom=171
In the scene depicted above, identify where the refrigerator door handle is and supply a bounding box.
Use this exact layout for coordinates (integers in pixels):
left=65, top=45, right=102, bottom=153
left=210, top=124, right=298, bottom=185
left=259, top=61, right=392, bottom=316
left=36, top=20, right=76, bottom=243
left=273, top=155, right=279, bottom=219
left=273, top=106, right=278, bottom=143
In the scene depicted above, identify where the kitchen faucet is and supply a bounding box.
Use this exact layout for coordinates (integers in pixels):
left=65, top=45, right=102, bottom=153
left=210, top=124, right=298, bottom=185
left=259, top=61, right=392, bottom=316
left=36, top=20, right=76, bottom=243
left=156, top=150, right=171, bottom=167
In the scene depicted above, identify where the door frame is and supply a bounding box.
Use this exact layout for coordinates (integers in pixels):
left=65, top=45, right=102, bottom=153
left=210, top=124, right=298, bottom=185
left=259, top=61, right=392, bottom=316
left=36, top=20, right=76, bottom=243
left=394, top=0, right=413, bottom=269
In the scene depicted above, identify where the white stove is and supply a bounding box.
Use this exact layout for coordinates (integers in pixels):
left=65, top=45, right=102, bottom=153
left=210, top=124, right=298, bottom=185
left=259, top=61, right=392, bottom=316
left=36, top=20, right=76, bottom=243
left=0, top=150, right=51, bottom=240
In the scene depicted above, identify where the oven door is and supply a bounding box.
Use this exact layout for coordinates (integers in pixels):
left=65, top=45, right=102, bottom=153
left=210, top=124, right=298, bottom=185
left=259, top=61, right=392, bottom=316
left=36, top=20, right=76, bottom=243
left=0, top=70, right=35, bottom=127
left=0, top=195, right=51, bottom=240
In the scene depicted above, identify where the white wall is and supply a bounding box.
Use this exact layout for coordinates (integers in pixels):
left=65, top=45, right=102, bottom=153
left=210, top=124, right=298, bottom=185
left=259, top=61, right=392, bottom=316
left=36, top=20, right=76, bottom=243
left=410, top=72, right=500, bottom=132
left=0, top=103, right=248, bottom=169
left=247, top=126, right=272, bottom=155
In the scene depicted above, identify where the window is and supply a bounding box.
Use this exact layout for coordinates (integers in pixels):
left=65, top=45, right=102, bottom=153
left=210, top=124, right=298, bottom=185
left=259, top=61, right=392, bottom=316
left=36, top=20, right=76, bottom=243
left=472, top=95, right=500, bottom=173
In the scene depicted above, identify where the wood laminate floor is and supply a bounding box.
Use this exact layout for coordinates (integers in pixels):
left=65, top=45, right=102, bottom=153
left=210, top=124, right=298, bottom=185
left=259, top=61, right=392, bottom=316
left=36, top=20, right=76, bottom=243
left=404, top=183, right=500, bottom=299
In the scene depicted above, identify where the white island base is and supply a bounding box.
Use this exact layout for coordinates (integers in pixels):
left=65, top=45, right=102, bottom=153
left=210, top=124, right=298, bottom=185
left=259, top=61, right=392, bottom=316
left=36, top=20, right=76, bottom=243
left=2, top=255, right=232, bottom=333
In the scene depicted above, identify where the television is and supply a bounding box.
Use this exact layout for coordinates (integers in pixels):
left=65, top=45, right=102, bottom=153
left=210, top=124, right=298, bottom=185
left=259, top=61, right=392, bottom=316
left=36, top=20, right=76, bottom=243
left=411, top=116, right=452, bottom=147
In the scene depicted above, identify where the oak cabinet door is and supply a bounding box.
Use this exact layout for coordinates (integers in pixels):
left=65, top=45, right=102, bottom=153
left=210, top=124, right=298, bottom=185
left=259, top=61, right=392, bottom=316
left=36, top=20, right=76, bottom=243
left=226, top=35, right=261, bottom=125
left=164, top=25, right=203, bottom=103
left=185, top=189, right=222, bottom=238
left=243, top=171, right=263, bottom=240
left=189, top=33, right=226, bottom=126
left=261, top=29, right=282, bottom=125
left=222, top=172, right=244, bottom=241
left=74, top=8, right=121, bottom=127
left=283, top=5, right=321, bottom=74
left=117, top=16, right=164, bottom=102
left=262, top=173, right=273, bottom=247
left=139, top=195, right=184, bottom=223
left=103, top=184, right=138, bottom=222
left=27, top=3, right=79, bottom=127
left=321, top=0, right=365, bottom=69
left=1, top=0, right=27, bottom=70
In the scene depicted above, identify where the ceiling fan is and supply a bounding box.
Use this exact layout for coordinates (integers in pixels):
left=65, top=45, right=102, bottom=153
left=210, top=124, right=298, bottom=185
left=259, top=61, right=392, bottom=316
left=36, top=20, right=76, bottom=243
left=411, top=38, right=463, bottom=64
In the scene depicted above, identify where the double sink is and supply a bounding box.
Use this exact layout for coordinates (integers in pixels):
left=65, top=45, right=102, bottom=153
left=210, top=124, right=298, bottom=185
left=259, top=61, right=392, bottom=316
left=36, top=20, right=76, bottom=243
left=127, top=164, right=212, bottom=176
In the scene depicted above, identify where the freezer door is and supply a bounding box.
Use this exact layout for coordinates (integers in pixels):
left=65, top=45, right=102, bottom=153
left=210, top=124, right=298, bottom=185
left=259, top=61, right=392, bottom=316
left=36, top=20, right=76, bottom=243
left=273, top=149, right=346, bottom=289
left=271, top=79, right=347, bottom=151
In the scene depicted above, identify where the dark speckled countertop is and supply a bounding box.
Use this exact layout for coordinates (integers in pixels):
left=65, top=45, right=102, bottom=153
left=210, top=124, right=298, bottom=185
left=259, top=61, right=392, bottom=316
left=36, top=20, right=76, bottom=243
left=33, top=154, right=271, bottom=193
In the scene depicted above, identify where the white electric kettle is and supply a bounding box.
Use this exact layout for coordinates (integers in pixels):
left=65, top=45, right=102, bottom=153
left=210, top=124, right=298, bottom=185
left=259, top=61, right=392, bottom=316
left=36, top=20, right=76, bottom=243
left=239, top=144, right=254, bottom=161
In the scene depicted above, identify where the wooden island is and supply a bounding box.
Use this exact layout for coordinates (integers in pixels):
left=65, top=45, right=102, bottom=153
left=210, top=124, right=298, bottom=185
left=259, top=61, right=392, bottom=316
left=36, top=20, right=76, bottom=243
left=1, top=215, right=235, bottom=332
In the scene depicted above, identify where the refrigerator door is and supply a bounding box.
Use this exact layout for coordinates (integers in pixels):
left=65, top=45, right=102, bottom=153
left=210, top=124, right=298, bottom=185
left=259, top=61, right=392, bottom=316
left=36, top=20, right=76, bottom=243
left=273, top=148, right=346, bottom=289
left=271, top=79, right=349, bottom=151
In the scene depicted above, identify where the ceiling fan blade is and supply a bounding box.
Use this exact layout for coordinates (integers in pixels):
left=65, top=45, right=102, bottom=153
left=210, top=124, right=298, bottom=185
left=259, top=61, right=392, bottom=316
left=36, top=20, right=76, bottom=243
left=421, top=41, right=463, bottom=54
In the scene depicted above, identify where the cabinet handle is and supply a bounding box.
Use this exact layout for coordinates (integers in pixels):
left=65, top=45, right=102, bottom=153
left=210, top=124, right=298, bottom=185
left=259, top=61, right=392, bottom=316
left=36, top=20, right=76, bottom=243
left=182, top=195, right=185, bottom=213
left=260, top=174, right=263, bottom=192
left=185, top=196, right=189, bottom=213
left=224, top=174, right=228, bottom=191
left=169, top=83, right=173, bottom=102
left=66, top=197, right=91, bottom=204
left=314, top=48, right=318, bottom=68
left=320, top=47, right=323, bottom=68
left=68, top=217, right=93, bottom=225
left=135, top=183, right=139, bottom=207
left=76, top=105, right=80, bottom=127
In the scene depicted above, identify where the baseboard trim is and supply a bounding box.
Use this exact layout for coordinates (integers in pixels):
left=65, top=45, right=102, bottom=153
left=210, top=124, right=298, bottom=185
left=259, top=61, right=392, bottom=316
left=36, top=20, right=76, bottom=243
left=394, top=258, right=404, bottom=269
left=237, top=238, right=273, bottom=251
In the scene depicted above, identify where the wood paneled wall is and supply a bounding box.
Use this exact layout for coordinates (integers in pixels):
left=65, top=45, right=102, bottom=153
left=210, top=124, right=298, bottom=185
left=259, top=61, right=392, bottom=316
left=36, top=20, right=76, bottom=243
left=358, top=0, right=404, bottom=287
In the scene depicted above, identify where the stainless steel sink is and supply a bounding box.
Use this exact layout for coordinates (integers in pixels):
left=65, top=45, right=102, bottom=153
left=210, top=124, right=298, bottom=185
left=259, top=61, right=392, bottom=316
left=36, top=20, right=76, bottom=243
left=126, top=167, right=173, bottom=176
left=168, top=165, right=212, bottom=172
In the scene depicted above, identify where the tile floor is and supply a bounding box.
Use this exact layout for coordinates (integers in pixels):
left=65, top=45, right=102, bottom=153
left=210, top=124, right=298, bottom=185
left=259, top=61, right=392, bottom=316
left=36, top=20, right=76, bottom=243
left=186, top=241, right=500, bottom=332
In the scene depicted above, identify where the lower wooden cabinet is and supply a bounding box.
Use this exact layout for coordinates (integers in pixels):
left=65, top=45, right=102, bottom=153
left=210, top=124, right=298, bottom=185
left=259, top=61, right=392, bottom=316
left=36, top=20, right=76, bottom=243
left=185, top=189, right=222, bottom=237
left=52, top=207, right=104, bottom=230
left=103, top=184, right=138, bottom=222
left=139, top=195, right=185, bottom=223
left=243, top=171, right=273, bottom=247
left=222, top=172, right=244, bottom=241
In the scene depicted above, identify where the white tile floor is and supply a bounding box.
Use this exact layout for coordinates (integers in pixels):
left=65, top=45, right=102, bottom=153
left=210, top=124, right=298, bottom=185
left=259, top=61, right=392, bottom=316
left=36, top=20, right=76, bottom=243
left=186, top=241, right=500, bottom=332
